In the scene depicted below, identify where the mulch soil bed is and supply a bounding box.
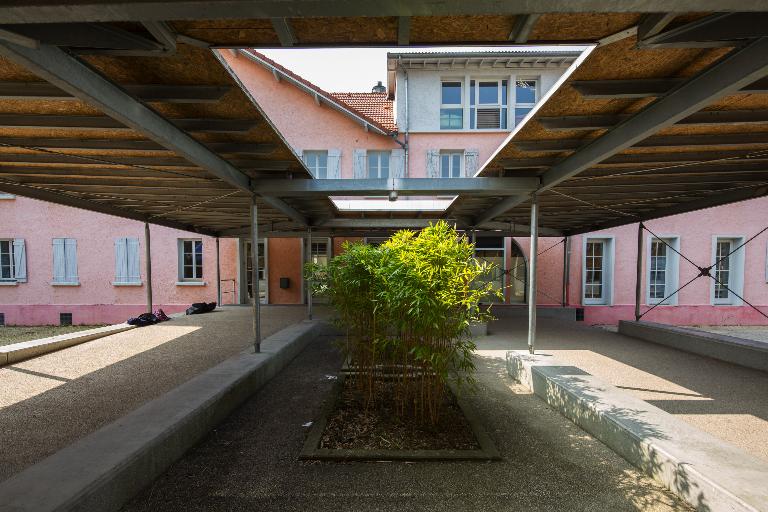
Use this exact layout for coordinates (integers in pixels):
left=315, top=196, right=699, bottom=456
left=320, top=378, right=480, bottom=451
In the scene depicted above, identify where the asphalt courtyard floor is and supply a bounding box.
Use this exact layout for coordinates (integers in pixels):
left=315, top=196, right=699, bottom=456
left=477, top=316, right=768, bottom=462
left=121, top=335, right=689, bottom=512
left=0, top=305, right=325, bottom=482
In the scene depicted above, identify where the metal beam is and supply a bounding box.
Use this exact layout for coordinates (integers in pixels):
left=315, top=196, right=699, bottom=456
left=0, top=1, right=762, bottom=23
left=509, top=14, right=540, bottom=43
left=0, top=152, right=291, bottom=168
left=0, top=136, right=274, bottom=153
left=571, top=77, right=768, bottom=99
left=513, top=132, right=768, bottom=152
left=398, top=16, right=410, bottom=46
left=317, top=218, right=461, bottom=229
left=0, top=113, right=258, bottom=132
left=480, top=38, right=768, bottom=225
left=502, top=149, right=768, bottom=169
left=0, top=40, right=308, bottom=227
left=0, top=82, right=231, bottom=101
left=637, top=13, right=677, bottom=40
left=527, top=194, right=538, bottom=354
left=566, top=184, right=768, bottom=235
left=0, top=180, right=216, bottom=235
left=0, top=23, right=162, bottom=51
left=270, top=18, right=295, bottom=47
left=250, top=177, right=540, bottom=197
left=258, top=195, right=307, bottom=225
left=538, top=109, right=768, bottom=131
left=639, top=13, right=768, bottom=48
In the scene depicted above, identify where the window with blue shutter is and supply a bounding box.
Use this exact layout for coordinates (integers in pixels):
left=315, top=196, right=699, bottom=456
left=52, top=238, right=78, bottom=285
left=113, top=237, right=141, bottom=285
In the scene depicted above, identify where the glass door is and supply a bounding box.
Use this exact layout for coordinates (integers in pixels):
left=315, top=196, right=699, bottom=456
left=474, top=236, right=506, bottom=303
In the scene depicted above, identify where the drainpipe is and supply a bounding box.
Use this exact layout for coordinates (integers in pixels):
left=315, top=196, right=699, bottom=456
left=562, top=236, right=570, bottom=307
left=216, top=237, right=221, bottom=307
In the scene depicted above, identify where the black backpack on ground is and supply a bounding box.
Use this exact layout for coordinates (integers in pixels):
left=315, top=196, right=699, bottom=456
left=185, top=302, right=217, bottom=315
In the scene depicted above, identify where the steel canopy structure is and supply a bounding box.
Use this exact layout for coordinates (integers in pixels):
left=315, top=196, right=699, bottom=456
left=0, top=6, right=766, bottom=240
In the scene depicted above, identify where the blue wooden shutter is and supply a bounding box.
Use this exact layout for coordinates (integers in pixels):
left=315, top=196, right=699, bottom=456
left=12, top=239, right=26, bottom=283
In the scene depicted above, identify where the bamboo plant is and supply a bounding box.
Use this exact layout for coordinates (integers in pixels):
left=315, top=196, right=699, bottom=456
left=305, top=221, right=499, bottom=425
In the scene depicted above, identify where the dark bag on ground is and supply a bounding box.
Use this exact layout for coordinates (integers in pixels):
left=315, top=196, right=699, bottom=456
left=127, top=312, right=159, bottom=327
left=185, top=302, right=217, bottom=315
left=154, top=308, right=170, bottom=322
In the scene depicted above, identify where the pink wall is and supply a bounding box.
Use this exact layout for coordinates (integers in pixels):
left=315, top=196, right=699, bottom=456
left=510, top=236, right=566, bottom=305
left=566, top=196, right=768, bottom=325
left=0, top=197, right=238, bottom=325
left=220, top=51, right=398, bottom=179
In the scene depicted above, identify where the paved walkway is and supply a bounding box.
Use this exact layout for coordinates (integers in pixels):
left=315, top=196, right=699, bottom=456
left=0, top=305, right=324, bottom=482
left=476, top=317, right=768, bottom=462
left=122, top=336, right=688, bottom=512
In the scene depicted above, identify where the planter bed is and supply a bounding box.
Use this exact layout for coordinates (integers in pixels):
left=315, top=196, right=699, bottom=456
left=301, top=374, right=500, bottom=462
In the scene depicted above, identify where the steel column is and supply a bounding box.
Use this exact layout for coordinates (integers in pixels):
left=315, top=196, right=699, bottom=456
left=215, top=237, right=221, bottom=307
left=635, top=223, right=644, bottom=321
left=144, top=222, right=152, bottom=314
left=527, top=195, right=539, bottom=354
left=307, top=227, right=313, bottom=320
left=250, top=195, right=261, bottom=353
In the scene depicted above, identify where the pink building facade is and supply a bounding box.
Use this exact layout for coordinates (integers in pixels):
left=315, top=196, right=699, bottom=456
left=2, top=49, right=767, bottom=326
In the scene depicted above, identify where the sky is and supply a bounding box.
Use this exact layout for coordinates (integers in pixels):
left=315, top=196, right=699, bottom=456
left=258, top=45, right=587, bottom=93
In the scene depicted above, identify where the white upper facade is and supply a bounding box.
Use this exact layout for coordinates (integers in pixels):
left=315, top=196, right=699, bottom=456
left=387, top=51, right=580, bottom=133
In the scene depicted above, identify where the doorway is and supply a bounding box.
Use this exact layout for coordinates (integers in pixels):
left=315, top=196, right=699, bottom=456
left=239, top=239, right=267, bottom=304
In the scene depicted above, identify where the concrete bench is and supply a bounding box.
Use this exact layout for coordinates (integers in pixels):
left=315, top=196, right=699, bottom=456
left=507, top=350, right=768, bottom=512
left=618, top=320, right=768, bottom=372
left=0, top=320, right=327, bottom=512
left=0, top=323, right=136, bottom=366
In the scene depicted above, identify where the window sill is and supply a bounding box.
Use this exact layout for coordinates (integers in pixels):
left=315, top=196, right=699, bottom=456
left=51, top=281, right=80, bottom=286
left=0, top=280, right=18, bottom=286
left=112, top=281, right=143, bottom=287
left=176, top=281, right=206, bottom=286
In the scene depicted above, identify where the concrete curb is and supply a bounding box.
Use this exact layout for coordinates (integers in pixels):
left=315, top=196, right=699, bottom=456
left=0, top=320, right=326, bottom=512
left=619, top=320, right=768, bottom=372
left=506, top=350, right=768, bottom=512
left=0, top=323, right=136, bottom=366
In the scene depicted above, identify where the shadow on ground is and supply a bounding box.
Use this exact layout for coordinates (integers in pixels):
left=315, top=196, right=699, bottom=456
left=121, top=336, right=691, bottom=512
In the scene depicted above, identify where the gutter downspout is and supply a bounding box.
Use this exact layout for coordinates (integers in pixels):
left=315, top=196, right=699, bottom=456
left=402, top=59, right=409, bottom=177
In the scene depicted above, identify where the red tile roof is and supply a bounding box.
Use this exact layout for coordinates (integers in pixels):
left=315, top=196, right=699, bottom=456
left=329, top=92, right=397, bottom=133
left=243, top=50, right=397, bottom=134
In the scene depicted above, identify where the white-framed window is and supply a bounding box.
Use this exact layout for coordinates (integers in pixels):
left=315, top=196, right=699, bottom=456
left=440, top=151, right=463, bottom=178
left=440, top=80, right=463, bottom=129
left=646, top=236, right=680, bottom=305
left=514, top=78, right=538, bottom=126
left=52, top=238, right=78, bottom=285
left=0, top=239, right=14, bottom=281
left=712, top=236, right=745, bottom=305
left=113, top=237, right=141, bottom=285
left=582, top=237, right=614, bottom=305
left=367, top=150, right=390, bottom=178
left=178, top=238, right=203, bottom=281
left=470, top=79, right=508, bottom=129
left=303, top=150, right=328, bottom=179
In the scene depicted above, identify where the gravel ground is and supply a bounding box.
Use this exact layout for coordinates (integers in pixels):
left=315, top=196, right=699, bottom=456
left=687, top=325, right=768, bottom=343
left=122, top=336, right=688, bottom=512
left=477, top=317, right=768, bottom=462
left=0, top=305, right=326, bottom=482
left=0, top=325, right=106, bottom=346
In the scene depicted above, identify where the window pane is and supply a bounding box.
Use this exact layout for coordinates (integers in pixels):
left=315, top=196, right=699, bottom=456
left=184, top=265, right=193, bottom=279
left=440, top=154, right=449, bottom=178
left=440, top=108, right=463, bottom=129
left=470, top=80, right=475, bottom=106
left=441, top=82, right=462, bottom=105
left=501, top=80, right=508, bottom=106
left=194, top=240, right=203, bottom=255
left=367, top=153, right=378, bottom=176
left=514, top=107, right=532, bottom=125
left=516, top=80, right=536, bottom=103
left=305, top=153, right=316, bottom=168
left=452, top=154, right=462, bottom=177
left=478, top=82, right=498, bottom=104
